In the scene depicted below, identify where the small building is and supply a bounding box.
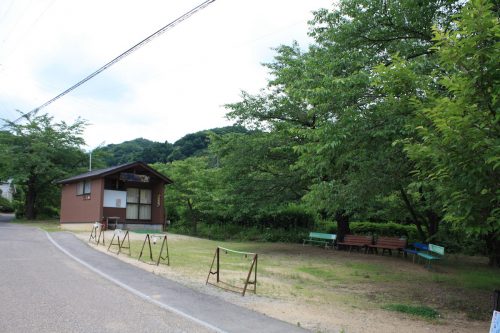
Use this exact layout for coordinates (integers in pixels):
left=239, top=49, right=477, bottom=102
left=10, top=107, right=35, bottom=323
left=0, top=179, right=14, bottom=202
left=57, top=161, right=173, bottom=231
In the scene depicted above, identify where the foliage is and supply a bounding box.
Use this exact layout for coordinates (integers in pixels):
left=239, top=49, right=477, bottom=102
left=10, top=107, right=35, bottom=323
left=169, top=223, right=309, bottom=243
left=96, top=126, right=249, bottom=166
left=0, top=196, right=14, bottom=213
left=401, top=0, right=500, bottom=265
left=148, top=0, right=499, bottom=268
left=225, top=0, right=466, bottom=243
left=152, top=156, right=222, bottom=234
left=96, top=138, right=173, bottom=165
left=168, top=126, right=249, bottom=161
left=210, top=131, right=310, bottom=221
left=383, top=304, right=440, bottom=319
left=0, top=112, right=87, bottom=219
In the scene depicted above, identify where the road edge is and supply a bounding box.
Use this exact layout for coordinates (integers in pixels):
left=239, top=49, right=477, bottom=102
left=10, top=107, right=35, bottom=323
left=45, top=231, right=226, bottom=333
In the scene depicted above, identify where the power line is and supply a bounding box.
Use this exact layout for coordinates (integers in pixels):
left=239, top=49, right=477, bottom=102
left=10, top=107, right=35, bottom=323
left=1, top=0, right=215, bottom=129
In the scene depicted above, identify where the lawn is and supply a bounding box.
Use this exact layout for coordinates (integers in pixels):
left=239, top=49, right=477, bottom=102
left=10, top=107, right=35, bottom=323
left=101, top=231, right=498, bottom=324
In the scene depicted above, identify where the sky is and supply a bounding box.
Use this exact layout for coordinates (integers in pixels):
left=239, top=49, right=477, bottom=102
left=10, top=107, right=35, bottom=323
left=0, top=0, right=334, bottom=148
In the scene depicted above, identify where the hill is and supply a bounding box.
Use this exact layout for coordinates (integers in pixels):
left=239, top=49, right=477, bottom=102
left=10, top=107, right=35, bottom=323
left=95, top=125, right=248, bottom=166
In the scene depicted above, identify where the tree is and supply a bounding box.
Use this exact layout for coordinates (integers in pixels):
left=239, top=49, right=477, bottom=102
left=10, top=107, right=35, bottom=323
left=0, top=113, right=87, bottom=219
left=226, top=0, right=461, bottom=239
left=402, top=0, right=500, bottom=265
left=210, top=131, right=310, bottom=222
left=152, top=157, right=220, bottom=234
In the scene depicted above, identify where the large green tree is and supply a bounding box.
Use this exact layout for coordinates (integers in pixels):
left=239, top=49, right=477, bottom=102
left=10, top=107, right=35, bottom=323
left=0, top=113, right=87, bottom=219
left=401, top=0, right=499, bottom=265
left=227, top=0, right=461, bottom=239
left=152, top=157, right=221, bottom=234
left=210, top=131, right=310, bottom=221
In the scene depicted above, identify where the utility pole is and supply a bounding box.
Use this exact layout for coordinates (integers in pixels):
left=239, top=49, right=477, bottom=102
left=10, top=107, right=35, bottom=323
left=88, top=141, right=105, bottom=171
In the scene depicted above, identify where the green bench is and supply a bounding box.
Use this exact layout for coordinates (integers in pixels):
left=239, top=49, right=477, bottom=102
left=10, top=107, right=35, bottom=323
left=417, top=243, right=444, bottom=268
left=303, top=232, right=336, bottom=249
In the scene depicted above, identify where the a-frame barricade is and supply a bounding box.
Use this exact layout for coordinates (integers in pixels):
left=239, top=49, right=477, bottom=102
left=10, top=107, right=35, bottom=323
left=107, top=229, right=130, bottom=256
left=138, top=234, right=169, bottom=266
left=206, top=246, right=258, bottom=296
left=88, top=222, right=105, bottom=246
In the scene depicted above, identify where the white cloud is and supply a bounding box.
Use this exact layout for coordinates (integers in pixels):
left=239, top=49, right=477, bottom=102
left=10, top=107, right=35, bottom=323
left=0, top=0, right=335, bottom=147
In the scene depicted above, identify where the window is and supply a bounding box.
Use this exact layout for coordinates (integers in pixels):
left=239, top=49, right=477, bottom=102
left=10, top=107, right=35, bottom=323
left=126, top=188, right=151, bottom=220
left=76, top=180, right=91, bottom=195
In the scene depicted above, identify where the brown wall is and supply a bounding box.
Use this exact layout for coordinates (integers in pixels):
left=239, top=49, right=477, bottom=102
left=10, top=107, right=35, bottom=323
left=151, top=181, right=165, bottom=225
left=60, top=179, right=103, bottom=223
left=102, top=207, right=126, bottom=221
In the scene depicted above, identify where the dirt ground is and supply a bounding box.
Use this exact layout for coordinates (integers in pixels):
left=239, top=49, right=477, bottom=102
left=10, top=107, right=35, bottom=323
left=74, top=231, right=491, bottom=333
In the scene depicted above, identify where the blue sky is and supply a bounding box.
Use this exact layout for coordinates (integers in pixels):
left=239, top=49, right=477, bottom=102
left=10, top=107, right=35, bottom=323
left=0, top=0, right=335, bottom=148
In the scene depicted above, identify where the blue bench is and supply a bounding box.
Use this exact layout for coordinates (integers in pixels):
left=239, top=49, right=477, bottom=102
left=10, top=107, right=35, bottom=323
left=303, top=232, right=336, bottom=249
left=403, top=242, right=429, bottom=262
left=417, top=244, right=444, bottom=268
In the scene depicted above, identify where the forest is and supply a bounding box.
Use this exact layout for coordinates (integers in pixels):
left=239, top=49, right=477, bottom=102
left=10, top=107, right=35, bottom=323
left=0, top=0, right=498, bottom=266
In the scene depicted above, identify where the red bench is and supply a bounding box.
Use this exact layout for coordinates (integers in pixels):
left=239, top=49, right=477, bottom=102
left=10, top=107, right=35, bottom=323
left=367, top=236, right=407, bottom=256
left=337, top=235, right=373, bottom=253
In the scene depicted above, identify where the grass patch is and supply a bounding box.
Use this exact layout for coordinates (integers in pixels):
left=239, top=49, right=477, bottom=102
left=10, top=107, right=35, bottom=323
left=11, top=219, right=61, bottom=232
left=451, top=270, right=500, bottom=290
left=298, top=266, right=337, bottom=281
left=383, top=304, right=440, bottom=319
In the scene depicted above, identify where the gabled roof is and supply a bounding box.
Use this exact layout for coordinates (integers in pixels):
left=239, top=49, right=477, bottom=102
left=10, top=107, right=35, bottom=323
left=57, top=161, right=173, bottom=184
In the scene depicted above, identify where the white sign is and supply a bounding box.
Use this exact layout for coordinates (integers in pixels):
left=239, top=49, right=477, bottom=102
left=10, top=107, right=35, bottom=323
left=103, top=190, right=127, bottom=208
left=491, top=311, right=500, bottom=333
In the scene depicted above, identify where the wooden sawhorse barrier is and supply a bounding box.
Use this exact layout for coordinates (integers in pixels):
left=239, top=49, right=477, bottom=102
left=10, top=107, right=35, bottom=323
left=107, top=229, right=130, bottom=256
left=89, top=222, right=105, bottom=246
left=138, top=234, right=169, bottom=266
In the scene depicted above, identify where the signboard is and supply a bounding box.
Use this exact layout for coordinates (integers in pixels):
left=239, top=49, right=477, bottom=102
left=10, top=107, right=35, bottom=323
left=491, top=311, right=500, bottom=333
left=120, top=172, right=150, bottom=183
left=103, top=190, right=127, bottom=208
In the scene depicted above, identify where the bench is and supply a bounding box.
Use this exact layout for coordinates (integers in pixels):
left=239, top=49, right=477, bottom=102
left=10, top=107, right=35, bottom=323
left=417, top=243, right=444, bottom=268
left=337, top=235, right=373, bottom=253
left=367, top=236, right=407, bottom=256
left=303, top=232, right=336, bottom=249
left=403, top=242, right=428, bottom=262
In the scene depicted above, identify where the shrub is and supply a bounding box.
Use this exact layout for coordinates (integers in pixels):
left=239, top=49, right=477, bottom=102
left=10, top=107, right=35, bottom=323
left=324, top=221, right=418, bottom=241
left=255, top=206, right=315, bottom=230
left=0, top=197, right=14, bottom=213
left=169, top=222, right=309, bottom=243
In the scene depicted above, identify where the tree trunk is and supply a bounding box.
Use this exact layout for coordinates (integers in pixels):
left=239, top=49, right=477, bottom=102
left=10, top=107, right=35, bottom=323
left=485, top=231, right=500, bottom=267
left=24, top=176, right=37, bottom=219
left=335, top=210, right=350, bottom=242
left=186, top=198, right=197, bottom=235
left=425, top=210, right=440, bottom=239
left=399, top=187, right=427, bottom=241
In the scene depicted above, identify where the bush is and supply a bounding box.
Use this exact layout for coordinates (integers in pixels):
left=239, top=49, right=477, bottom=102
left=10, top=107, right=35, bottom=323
left=324, top=221, right=418, bottom=240
left=0, top=197, right=14, bottom=213
left=169, top=221, right=309, bottom=242
left=255, top=206, right=316, bottom=230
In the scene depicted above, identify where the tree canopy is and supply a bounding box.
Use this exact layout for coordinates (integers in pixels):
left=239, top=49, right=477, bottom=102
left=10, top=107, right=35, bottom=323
left=0, top=112, right=88, bottom=219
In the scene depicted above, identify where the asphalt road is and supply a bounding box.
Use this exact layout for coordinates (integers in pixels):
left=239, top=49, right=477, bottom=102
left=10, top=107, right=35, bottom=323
left=0, top=215, right=308, bottom=333
left=0, top=221, right=212, bottom=333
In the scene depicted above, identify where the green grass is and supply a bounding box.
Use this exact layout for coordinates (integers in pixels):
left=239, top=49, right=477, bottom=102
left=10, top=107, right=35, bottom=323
left=11, top=219, right=61, bottom=232
left=90, top=230, right=500, bottom=321
left=383, top=304, right=440, bottom=319
left=298, top=266, right=338, bottom=281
